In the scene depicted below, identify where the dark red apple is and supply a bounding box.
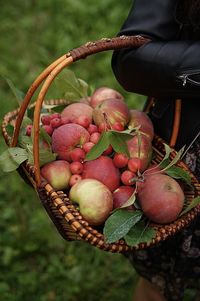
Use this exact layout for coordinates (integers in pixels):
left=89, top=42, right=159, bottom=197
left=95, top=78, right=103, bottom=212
left=51, top=123, right=90, bottom=161
left=82, top=156, right=120, bottom=191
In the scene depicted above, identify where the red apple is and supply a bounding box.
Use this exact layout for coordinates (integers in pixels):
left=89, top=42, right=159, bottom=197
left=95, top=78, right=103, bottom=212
left=82, top=156, right=120, bottom=192
left=137, top=174, right=184, bottom=224
left=113, top=186, right=135, bottom=210
left=128, top=110, right=154, bottom=141
left=93, top=98, right=130, bottom=129
left=51, top=123, right=90, bottom=161
left=69, top=179, right=113, bottom=225
left=40, top=160, right=71, bottom=190
left=61, top=103, right=93, bottom=123
left=90, top=86, right=124, bottom=108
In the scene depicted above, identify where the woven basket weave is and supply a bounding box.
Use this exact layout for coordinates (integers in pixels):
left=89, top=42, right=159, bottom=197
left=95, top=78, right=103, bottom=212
left=2, top=35, right=200, bottom=253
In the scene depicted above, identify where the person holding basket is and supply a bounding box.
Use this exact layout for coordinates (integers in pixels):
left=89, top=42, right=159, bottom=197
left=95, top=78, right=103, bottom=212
left=112, top=1, right=200, bottom=300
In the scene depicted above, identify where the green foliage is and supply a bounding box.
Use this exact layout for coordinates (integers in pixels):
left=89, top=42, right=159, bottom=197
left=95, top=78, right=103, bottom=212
left=0, top=1, right=140, bottom=300
left=0, top=1, right=194, bottom=300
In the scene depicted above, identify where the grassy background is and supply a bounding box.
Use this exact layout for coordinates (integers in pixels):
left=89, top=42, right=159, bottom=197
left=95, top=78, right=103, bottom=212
left=0, top=1, right=196, bottom=300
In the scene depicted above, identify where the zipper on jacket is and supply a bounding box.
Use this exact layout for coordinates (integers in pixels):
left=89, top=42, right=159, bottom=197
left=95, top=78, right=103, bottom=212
left=177, top=70, right=200, bottom=87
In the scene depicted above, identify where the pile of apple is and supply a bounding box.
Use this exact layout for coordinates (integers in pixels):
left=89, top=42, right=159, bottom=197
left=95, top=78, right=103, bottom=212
left=26, top=87, right=185, bottom=228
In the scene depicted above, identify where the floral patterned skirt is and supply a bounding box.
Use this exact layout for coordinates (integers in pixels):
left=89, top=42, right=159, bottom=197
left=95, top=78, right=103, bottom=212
left=125, top=136, right=200, bottom=301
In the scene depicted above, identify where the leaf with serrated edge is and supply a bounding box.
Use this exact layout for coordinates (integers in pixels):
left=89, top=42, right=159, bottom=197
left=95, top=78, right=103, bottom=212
left=85, top=131, right=110, bottom=161
left=108, top=131, right=131, bottom=157
left=0, top=148, right=28, bottom=172
left=125, top=220, right=156, bottom=247
left=27, top=145, right=56, bottom=167
left=103, top=209, right=142, bottom=244
left=180, top=196, right=200, bottom=216
left=165, top=166, right=191, bottom=186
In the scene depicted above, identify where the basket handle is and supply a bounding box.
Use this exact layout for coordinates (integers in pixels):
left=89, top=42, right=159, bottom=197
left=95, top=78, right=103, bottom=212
left=11, top=35, right=150, bottom=186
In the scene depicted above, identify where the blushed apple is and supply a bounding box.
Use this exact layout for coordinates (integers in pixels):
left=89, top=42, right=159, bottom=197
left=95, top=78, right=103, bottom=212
left=90, top=86, right=124, bottom=108
left=41, top=160, right=71, bottom=190
left=69, top=179, right=113, bottom=226
left=137, top=174, right=184, bottom=224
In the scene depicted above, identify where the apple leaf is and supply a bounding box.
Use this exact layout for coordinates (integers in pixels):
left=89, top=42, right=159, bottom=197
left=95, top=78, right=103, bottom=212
left=108, top=131, right=132, bottom=157
left=161, top=146, right=185, bottom=172
left=39, top=127, right=52, bottom=146
left=85, top=131, right=110, bottom=161
left=103, top=209, right=143, bottom=244
left=54, top=69, right=89, bottom=101
left=124, top=220, right=156, bottom=247
left=27, top=145, right=57, bottom=167
left=120, top=193, right=136, bottom=209
left=165, top=165, right=191, bottom=186
left=0, top=147, right=28, bottom=172
left=180, top=196, right=200, bottom=216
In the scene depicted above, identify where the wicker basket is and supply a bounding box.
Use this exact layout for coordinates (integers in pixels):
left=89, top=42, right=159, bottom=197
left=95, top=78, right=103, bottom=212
left=2, top=35, right=200, bottom=253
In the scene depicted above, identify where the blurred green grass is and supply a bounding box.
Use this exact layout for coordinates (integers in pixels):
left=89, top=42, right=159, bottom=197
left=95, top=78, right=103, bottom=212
left=0, top=1, right=195, bottom=300
left=0, top=1, right=141, bottom=301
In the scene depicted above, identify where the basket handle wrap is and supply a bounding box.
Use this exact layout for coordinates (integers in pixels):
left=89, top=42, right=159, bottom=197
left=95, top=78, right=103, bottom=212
left=11, top=35, right=150, bottom=185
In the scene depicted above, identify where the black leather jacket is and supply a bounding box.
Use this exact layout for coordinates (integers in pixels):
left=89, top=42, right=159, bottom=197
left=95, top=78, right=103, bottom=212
left=112, top=0, right=200, bottom=149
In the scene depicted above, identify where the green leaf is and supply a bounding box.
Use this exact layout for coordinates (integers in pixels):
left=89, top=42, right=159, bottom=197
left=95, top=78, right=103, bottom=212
left=120, top=193, right=136, bottom=209
left=180, top=196, right=200, bottom=216
left=39, top=127, right=52, bottom=146
left=108, top=131, right=131, bottom=157
left=103, top=209, right=143, bottom=244
left=77, top=78, right=89, bottom=98
left=27, top=145, right=57, bottom=167
left=21, top=116, right=33, bottom=128
left=163, top=143, right=173, bottom=161
left=18, top=135, right=32, bottom=149
left=124, top=220, right=156, bottom=247
left=0, top=147, right=28, bottom=172
left=85, top=131, right=110, bottom=161
left=4, top=77, right=25, bottom=105
left=55, top=69, right=89, bottom=102
left=162, top=146, right=185, bottom=172
left=165, top=165, right=191, bottom=186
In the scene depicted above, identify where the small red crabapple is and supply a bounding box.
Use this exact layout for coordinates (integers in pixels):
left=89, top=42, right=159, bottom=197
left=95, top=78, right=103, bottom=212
left=87, top=124, right=98, bottom=135
left=41, top=115, right=51, bottom=125
left=103, top=145, right=113, bottom=155
left=90, top=132, right=101, bottom=144
left=26, top=125, right=33, bottom=136
left=121, top=170, right=135, bottom=186
left=82, top=142, right=95, bottom=153
left=70, top=148, right=86, bottom=162
left=113, top=153, right=129, bottom=168
left=70, top=161, right=83, bottom=175
left=128, top=158, right=142, bottom=173
left=42, top=125, right=53, bottom=136
left=50, top=113, right=61, bottom=120
left=50, top=118, right=62, bottom=129
left=69, top=174, right=82, bottom=186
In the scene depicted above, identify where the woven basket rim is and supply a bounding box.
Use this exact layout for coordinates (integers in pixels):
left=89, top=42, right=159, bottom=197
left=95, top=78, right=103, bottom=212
left=2, top=99, right=200, bottom=253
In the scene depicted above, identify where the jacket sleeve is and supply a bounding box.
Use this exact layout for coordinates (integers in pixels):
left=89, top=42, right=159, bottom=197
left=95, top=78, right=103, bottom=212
left=112, top=0, right=200, bottom=99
